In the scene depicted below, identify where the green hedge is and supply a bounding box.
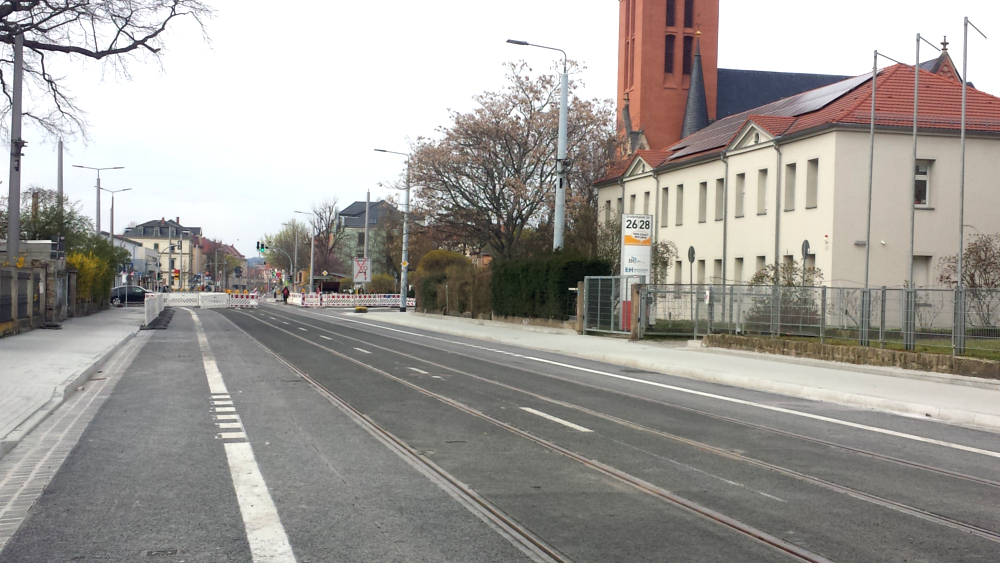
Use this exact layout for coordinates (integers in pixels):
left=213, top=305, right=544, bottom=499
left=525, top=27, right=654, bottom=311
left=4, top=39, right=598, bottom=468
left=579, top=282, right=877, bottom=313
left=491, top=254, right=610, bottom=320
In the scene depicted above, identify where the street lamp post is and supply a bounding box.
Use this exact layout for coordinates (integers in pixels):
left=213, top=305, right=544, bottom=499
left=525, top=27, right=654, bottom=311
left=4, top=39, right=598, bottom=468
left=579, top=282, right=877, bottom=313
left=101, top=187, right=132, bottom=244
left=375, top=148, right=411, bottom=311
left=507, top=39, right=569, bottom=250
left=72, top=165, right=124, bottom=235
left=294, top=211, right=316, bottom=293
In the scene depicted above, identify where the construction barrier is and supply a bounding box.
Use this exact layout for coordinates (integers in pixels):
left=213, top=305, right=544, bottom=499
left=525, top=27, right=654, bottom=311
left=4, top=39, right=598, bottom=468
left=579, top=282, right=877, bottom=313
left=199, top=293, right=230, bottom=309
left=230, top=293, right=259, bottom=309
left=164, top=293, right=200, bottom=308
left=144, top=294, right=165, bottom=326
left=320, top=294, right=416, bottom=308
left=303, top=293, right=322, bottom=308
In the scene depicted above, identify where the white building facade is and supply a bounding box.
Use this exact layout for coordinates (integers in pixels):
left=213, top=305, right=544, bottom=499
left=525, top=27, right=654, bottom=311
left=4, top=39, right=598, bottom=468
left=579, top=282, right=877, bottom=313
left=598, top=64, right=1000, bottom=289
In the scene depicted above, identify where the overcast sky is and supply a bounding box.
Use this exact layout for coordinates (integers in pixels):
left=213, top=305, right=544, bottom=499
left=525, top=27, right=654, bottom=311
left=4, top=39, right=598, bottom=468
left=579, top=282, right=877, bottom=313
left=13, top=0, right=1000, bottom=257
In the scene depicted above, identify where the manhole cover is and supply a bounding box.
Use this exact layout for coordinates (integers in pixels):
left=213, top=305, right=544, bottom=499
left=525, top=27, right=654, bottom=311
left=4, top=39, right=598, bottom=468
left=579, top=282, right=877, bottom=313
left=143, top=549, right=178, bottom=557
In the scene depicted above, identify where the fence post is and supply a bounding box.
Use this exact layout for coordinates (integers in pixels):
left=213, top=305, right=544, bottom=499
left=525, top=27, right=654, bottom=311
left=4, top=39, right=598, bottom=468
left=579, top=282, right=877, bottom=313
left=576, top=281, right=585, bottom=334
left=729, top=285, right=735, bottom=334
left=707, top=286, right=714, bottom=334
left=770, top=285, right=779, bottom=338
left=860, top=289, right=871, bottom=347
left=904, top=288, right=916, bottom=351
left=693, top=289, right=700, bottom=341
left=820, top=286, right=827, bottom=345
left=630, top=284, right=642, bottom=341
left=954, top=288, right=966, bottom=355
left=879, top=286, right=886, bottom=349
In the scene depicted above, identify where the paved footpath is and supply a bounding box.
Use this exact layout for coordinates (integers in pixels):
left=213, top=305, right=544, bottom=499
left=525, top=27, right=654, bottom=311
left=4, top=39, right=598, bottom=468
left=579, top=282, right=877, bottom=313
left=341, top=309, right=1000, bottom=431
left=0, top=307, right=144, bottom=462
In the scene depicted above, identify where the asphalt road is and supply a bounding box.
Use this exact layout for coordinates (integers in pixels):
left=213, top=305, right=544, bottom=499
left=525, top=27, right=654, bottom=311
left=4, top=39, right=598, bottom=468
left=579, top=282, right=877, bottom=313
left=4, top=303, right=1000, bottom=562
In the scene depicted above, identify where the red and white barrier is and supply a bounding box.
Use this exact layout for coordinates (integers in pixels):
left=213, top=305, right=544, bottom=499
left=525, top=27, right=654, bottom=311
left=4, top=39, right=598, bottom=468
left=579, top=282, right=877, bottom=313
left=230, top=293, right=259, bottom=309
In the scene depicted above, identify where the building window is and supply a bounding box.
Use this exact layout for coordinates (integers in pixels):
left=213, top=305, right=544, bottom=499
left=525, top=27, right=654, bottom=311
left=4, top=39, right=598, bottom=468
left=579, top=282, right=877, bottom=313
left=357, top=232, right=365, bottom=247
left=664, top=34, right=675, bottom=74
left=675, top=185, right=684, bottom=226
left=617, top=197, right=624, bottom=217
left=714, top=178, right=724, bottom=221
left=784, top=163, right=796, bottom=211
left=734, top=257, right=744, bottom=284
left=153, top=243, right=159, bottom=251
left=735, top=173, right=745, bottom=218
left=661, top=187, right=669, bottom=225
left=698, top=182, right=707, bottom=223
left=643, top=191, right=650, bottom=214
left=605, top=201, right=612, bottom=223
left=629, top=194, right=636, bottom=214
left=713, top=260, right=722, bottom=283
left=697, top=259, right=705, bottom=284
left=757, top=169, right=768, bottom=215
left=806, top=158, right=819, bottom=209
left=683, top=0, right=694, bottom=28
left=666, top=0, right=676, bottom=27
left=682, top=36, right=693, bottom=75
left=674, top=260, right=683, bottom=284
left=169, top=258, right=175, bottom=270
left=915, top=161, right=931, bottom=205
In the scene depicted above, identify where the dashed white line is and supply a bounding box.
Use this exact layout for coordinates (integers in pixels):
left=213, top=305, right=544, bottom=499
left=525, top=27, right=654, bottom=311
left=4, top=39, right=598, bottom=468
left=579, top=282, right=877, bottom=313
left=354, top=347, right=371, bottom=354
left=298, top=327, right=308, bottom=332
left=282, top=321, right=290, bottom=325
left=521, top=407, right=593, bottom=432
left=409, top=367, right=429, bottom=374
left=189, top=310, right=296, bottom=563
left=320, top=335, right=332, bottom=341
left=339, top=317, right=1000, bottom=460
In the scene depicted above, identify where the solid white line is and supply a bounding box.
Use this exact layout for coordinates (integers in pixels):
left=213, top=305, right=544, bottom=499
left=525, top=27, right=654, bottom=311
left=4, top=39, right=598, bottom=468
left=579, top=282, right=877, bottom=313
left=225, top=443, right=297, bottom=562
left=189, top=311, right=296, bottom=562
left=354, top=347, right=371, bottom=354
left=409, top=367, right=429, bottom=374
left=339, top=317, right=1000, bottom=460
left=521, top=407, right=593, bottom=432
left=320, top=335, right=332, bottom=341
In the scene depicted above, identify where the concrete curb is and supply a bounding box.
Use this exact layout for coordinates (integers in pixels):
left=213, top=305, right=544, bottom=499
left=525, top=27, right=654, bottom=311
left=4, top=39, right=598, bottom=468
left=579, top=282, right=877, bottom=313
left=0, top=328, right=139, bottom=463
left=360, top=313, right=1000, bottom=432
left=404, top=312, right=577, bottom=336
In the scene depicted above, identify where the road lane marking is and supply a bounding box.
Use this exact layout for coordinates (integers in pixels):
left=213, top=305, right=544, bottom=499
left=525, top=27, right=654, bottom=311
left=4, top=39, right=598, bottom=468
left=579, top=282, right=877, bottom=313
left=409, top=367, right=428, bottom=374
left=521, top=407, right=593, bottom=432
left=354, top=347, right=371, bottom=354
left=217, top=422, right=244, bottom=429
left=189, top=311, right=296, bottom=563
left=212, top=400, right=234, bottom=406
left=282, top=321, right=289, bottom=325
left=432, top=376, right=444, bottom=379
left=338, top=317, right=1000, bottom=460
left=298, top=327, right=307, bottom=331
left=320, top=335, right=332, bottom=341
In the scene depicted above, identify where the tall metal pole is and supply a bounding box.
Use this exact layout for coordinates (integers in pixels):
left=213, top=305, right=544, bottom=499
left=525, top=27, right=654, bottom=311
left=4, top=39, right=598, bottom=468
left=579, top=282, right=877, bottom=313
left=293, top=229, right=298, bottom=291
left=109, top=191, right=115, bottom=244
left=554, top=63, right=569, bottom=250
left=958, top=19, right=973, bottom=291
left=864, top=51, right=877, bottom=293
left=95, top=174, right=101, bottom=235
left=308, top=232, right=315, bottom=293
left=57, top=139, right=63, bottom=232
left=167, top=231, right=173, bottom=290
left=909, top=35, right=921, bottom=292
left=400, top=160, right=411, bottom=311
left=6, top=33, right=23, bottom=264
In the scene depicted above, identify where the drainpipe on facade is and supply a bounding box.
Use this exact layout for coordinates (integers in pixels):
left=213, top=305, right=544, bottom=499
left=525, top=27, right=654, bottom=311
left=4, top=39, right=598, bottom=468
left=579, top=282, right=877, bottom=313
left=653, top=171, right=660, bottom=282
left=721, top=151, right=729, bottom=285
left=771, top=140, right=784, bottom=338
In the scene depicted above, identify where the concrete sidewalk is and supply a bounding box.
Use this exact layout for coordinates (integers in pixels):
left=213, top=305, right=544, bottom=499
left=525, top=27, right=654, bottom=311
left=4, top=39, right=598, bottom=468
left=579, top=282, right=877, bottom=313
left=0, top=307, right=144, bottom=461
left=344, top=310, right=1000, bottom=431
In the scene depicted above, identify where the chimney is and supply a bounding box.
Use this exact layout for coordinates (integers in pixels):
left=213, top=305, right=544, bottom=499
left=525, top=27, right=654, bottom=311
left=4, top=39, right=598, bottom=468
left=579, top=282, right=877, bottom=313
left=176, top=217, right=180, bottom=225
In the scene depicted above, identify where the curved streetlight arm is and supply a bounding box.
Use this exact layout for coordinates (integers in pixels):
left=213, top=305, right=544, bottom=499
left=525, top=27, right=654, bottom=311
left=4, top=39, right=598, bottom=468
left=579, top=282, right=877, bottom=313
left=506, top=39, right=567, bottom=72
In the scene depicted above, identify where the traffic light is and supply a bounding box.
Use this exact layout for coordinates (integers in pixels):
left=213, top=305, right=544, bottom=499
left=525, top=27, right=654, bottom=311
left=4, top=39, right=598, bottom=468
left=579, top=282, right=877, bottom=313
left=49, top=235, right=65, bottom=260
left=256, top=241, right=268, bottom=252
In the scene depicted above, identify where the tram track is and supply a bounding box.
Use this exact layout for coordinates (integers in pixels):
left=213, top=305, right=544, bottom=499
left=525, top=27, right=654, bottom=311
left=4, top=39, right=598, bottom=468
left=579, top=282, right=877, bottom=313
left=227, top=310, right=841, bottom=563
left=252, top=307, right=1000, bottom=544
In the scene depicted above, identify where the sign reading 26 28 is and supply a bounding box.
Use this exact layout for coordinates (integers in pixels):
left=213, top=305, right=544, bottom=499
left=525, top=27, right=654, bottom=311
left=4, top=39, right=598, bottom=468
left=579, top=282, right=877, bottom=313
left=625, top=217, right=651, bottom=230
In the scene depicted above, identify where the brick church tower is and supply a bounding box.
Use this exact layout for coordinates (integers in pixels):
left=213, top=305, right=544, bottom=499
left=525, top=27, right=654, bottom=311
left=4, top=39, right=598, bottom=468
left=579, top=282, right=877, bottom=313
left=618, top=0, right=719, bottom=152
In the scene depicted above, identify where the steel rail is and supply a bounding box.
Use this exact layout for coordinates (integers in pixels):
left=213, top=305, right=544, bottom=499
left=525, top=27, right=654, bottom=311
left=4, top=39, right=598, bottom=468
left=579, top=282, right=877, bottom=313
left=253, top=307, right=1000, bottom=542
left=267, top=306, right=1000, bottom=490
left=220, top=315, right=570, bottom=563
left=230, top=310, right=837, bottom=563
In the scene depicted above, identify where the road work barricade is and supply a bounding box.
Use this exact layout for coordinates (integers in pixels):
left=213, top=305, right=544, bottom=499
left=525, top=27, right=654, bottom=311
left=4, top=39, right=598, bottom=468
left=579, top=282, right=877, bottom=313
left=144, top=294, right=165, bottom=326
left=320, top=294, right=415, bottom=308
left=198, top=293, right=230, bottom=309
left=230, top=293, right=259, bottom=309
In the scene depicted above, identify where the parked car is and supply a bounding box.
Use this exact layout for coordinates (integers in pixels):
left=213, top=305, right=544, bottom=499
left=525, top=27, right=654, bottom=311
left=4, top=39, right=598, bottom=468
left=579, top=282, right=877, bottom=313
left=110, top=285, right=149, bottom=306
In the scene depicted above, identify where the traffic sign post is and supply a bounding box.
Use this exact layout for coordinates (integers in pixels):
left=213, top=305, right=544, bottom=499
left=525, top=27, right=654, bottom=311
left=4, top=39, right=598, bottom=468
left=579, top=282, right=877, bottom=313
left=353, top=257, right=372, bottom=285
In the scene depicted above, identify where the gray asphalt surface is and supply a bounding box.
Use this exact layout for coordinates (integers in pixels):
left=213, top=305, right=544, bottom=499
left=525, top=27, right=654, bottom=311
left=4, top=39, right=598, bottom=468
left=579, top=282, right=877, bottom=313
left=4, top=303, right=1000, bottom=562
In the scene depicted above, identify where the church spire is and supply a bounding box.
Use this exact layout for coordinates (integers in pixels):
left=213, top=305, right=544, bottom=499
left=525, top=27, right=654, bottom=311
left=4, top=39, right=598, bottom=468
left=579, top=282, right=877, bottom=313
left=681, top=33, right=710, bottom=139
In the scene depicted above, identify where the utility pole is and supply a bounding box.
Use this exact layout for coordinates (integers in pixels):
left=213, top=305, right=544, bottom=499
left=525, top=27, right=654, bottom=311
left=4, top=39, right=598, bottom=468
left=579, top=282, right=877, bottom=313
left=57, top=139, right=63, bottom=232
left=364, top=190, right=370, bottom=292
left=6, top=33, right=23, bottom=264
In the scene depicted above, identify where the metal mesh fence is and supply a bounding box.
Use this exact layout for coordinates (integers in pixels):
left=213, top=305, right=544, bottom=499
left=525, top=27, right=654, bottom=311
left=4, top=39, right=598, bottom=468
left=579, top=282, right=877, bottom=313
left=616, top=283, right=1000, bottom=359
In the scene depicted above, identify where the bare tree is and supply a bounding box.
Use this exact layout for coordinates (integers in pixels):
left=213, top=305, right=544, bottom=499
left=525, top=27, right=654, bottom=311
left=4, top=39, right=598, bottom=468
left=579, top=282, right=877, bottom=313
left=307, top=198, right=349, bottom=275
left=0, top=0, right=212, bottom=138
left=410, top=61, right=617, bottom=259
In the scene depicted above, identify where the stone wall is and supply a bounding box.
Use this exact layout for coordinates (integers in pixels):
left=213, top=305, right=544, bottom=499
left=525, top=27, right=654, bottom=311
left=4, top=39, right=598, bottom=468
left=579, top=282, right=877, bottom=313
left=703, top=334, right=1000, bottom=381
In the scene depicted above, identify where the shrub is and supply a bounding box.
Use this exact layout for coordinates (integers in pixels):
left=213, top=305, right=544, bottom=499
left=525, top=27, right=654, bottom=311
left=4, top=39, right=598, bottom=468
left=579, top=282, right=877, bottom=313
left=370, top=273, right=396, bottom=294
left=491, top=253, right=610, bottom=320
left=67, top=251, right=109, bottom=303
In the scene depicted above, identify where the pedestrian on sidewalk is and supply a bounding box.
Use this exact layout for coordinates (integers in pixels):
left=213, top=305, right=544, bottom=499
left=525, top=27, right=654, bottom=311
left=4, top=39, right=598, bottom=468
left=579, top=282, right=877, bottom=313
left=281, top=286, right=289, bottom=304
